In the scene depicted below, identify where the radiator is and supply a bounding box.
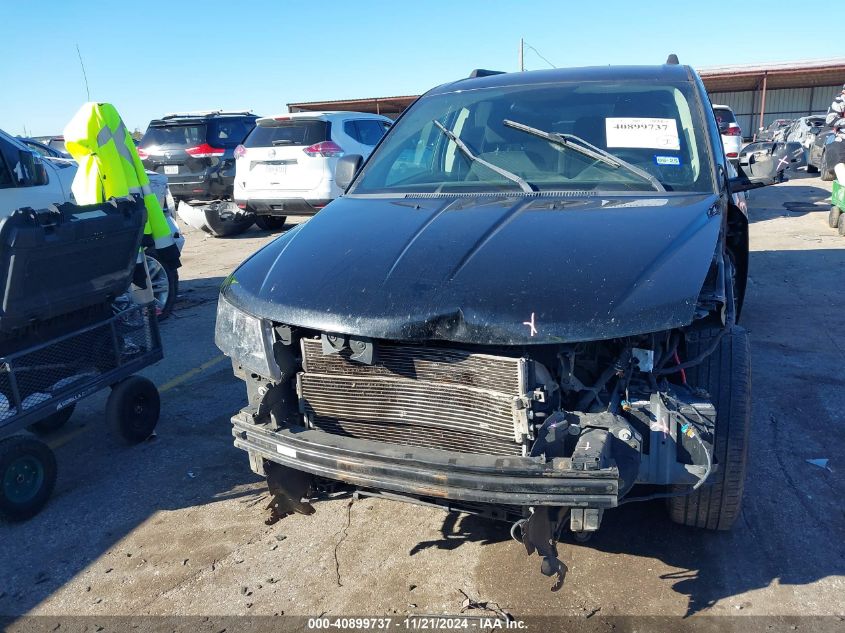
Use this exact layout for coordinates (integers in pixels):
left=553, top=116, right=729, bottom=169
left=297, top=338, right=528, bottom=456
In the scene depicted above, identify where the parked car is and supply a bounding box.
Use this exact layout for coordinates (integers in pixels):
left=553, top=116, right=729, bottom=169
left=30, top=135, right=68, bottom=155
left=138, top=111, right=258, bottom=237
left=18, top=137, right=72, bottom=159
left=712, top=104, right=742, bottom=162
left=138, top=111, right=257, bottom=203
left=756, top=119, right=792, bottom=142
left=1, top=128, right=182, bottom=318
left=785, top=115, right=826, bottom=149
left=807, top=129, right=836, bottom=178
left=0, top=128, right=75, bottom=213
left=233, top=112, right=392, bottom=230
left=216, top=64, right=795, bottom=584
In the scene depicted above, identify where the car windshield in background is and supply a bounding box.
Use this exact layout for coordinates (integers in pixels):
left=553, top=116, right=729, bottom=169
left=244, top=120, right=329, bottom=148
left=140, top=124, right=206, bottom=148
left=714, top=108, right=737, bottom=125
left=351, top=81, right=714, bottom=195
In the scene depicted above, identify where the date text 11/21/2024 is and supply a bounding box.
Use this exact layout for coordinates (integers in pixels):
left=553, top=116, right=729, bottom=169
left=306, top=617, right=527, bottom=630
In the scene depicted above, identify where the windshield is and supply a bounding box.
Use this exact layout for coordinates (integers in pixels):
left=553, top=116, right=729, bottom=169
left=351, top=81, right=714, bottom=194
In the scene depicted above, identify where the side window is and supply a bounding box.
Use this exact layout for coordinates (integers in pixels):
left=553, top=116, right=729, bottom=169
left=343, top=120, right=361, bottom=143
left=355, top=120, right=388, bottom=146
left=344, top=120, right=389, bottom=146
left=213, top=119, right=251, bottom=146
left=0, top=146, right=14, bottom=189
left=0, top=138, right=47, bottom=188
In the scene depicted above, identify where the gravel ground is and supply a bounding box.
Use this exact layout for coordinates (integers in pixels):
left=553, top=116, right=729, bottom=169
left=1, top=174, right=844, bottom=625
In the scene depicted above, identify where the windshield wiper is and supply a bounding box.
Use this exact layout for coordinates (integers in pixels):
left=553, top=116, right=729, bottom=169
left=502, top=119, right=666, bottom=192
left=432, top=120, right=534, bottom=193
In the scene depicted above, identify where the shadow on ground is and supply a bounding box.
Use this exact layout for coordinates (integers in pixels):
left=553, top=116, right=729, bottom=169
left=405, top=244, right=845, bottom=616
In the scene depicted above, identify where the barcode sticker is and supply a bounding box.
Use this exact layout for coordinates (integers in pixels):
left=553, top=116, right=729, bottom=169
left=606, top=117, right=680, bottom=150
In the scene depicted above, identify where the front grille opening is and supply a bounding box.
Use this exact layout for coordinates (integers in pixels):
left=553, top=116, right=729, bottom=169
left=298, top=339, right=527, bottom=456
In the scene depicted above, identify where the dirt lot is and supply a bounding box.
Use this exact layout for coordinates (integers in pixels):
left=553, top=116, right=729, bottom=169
left=1, top=174, right=844, bottom=624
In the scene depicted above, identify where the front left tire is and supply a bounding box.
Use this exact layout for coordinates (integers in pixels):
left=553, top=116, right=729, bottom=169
left=667, top=326, right=751, bottom=531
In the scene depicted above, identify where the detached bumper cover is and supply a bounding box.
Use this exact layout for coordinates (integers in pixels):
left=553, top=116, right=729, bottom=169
left=231, top=411, right=620, bottom=507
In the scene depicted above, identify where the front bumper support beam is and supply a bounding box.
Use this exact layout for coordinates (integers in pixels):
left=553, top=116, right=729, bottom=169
left=231, top=411, right=620, bottom=508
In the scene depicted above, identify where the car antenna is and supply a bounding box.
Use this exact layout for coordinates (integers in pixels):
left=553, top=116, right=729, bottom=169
left=666, top=54, right=680, bottom=65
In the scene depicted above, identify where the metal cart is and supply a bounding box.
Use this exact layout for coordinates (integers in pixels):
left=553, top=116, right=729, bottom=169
left=0, top=302, right=163, bottom=521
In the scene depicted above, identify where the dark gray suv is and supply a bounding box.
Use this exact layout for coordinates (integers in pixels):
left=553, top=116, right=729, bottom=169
left=216, top=63, right=798, bottom=586
left=138, top=111, right=257, bottom=204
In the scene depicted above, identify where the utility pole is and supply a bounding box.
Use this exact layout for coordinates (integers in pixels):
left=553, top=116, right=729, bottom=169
left=519, top=37, right=524, bottom=72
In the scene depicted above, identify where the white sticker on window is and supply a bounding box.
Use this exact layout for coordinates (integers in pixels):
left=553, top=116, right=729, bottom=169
left=605, top=118, right=680, bottom=150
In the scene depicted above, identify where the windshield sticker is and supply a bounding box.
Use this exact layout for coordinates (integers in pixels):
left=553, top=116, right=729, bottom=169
left=655, top=155, right=681, bottom=166
left=605, top=118, right=680, bottom=150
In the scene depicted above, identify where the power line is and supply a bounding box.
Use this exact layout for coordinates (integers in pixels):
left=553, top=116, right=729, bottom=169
left=522, top=41, right=556, bottom=69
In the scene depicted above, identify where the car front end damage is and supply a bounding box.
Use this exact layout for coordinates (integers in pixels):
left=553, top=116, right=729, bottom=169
left=215, top=200, right=742, bottom=587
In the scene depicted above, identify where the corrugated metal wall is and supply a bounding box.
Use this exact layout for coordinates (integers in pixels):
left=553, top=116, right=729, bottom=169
left=709, top=85, right=841, bottom=139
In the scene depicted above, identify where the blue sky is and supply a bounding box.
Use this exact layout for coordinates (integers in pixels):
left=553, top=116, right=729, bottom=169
left=2, top=0, right=839, bottom=136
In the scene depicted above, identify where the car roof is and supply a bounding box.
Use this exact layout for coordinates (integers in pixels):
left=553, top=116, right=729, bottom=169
left=429, top=64, right=695, bottom=96
left=150, top=112, right=258, bottom=125
left=0, top=129, right=33, bottom=153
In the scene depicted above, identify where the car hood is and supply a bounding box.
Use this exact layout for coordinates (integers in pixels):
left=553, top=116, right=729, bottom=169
left=223, top=193, right=721, bottom=345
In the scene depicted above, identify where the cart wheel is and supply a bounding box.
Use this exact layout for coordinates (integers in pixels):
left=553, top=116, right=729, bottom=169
left=28, top=404, right=76, bottom=435
left=107, top=376, right=160, bottom=445
left=0, top=436, right=57, bottom=521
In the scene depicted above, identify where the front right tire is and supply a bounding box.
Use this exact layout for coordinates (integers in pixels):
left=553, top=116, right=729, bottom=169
left=667, top=326, right=751, bottom=531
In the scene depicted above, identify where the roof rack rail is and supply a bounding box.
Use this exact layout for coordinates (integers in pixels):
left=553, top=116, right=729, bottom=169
left=666, top=54, right=680, bottom=65
left=161, top=109, right=254, bottom=119
left=469, top=69, right=505, bottom=78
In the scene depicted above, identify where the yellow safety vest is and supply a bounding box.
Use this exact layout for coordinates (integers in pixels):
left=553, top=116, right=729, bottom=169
left=63, top=102, right=176, bottom=253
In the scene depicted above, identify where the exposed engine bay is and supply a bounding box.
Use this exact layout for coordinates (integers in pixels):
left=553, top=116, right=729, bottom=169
left=229, top=296, right=730, bottom=590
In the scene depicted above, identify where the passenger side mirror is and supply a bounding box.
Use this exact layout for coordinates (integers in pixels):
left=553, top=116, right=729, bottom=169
left=729, top=141, right=805, bottom=193
left=18, top=151, right=50, bottom=187
left=335, top=154, right=363, bottom=191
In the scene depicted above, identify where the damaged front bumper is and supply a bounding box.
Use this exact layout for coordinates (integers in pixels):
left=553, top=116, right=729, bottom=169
left=231, top=410, right=620, bottom=508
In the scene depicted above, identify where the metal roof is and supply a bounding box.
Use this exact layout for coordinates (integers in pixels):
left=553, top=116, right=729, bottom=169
left=699, top=58, right=845, bottom=91
left=287, top=59, right=845, bottom=115
left=288, top=95, right=418, bottom=115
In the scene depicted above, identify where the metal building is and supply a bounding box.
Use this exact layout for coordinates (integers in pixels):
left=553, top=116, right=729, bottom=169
left=700, top=59, right=845, bottom=139
left=288, top=59, right=845, bottom=138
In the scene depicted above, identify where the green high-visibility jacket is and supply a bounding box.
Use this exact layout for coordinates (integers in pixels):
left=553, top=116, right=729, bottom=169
left=64, top=102, right=177, bottom=257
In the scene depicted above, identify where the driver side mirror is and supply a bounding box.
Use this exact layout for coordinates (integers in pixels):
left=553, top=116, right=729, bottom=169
left=335, top=154, right=363, bottom=191
left=16, top=150, right=50, bottom=187
left=729, top=141, right=805, bottom=193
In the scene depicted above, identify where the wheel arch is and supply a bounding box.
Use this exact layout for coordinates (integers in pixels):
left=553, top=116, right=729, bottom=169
left=726, top=200, right=749, bottom=321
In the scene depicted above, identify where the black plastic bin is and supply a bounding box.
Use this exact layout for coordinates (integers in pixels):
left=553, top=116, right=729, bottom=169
left=0, top=196, right=146, bottom=335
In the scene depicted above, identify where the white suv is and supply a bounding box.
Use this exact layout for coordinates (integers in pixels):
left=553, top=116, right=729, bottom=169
left=233, top=111, right=391, bottom=230
left=712, top=104, right=742, bottom=163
